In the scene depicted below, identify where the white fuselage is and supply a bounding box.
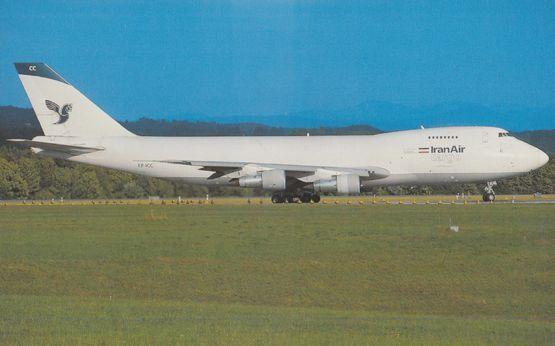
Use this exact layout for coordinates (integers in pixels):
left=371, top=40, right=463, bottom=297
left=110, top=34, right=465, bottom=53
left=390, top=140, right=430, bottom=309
left=13, top=63, right=549, bottom=194
left=34, top=126, right=548, bottom=190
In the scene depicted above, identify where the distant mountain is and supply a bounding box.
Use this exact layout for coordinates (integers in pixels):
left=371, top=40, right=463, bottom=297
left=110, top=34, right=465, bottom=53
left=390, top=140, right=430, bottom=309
left=0, top=106, right=381, bottom=140
left=0, top=106, right=42, bottom=141
left=122, top=118, right=382, bottom=137
left=0, top=106, right=553, bottom=153
left=513, top=130, right=555, bottom=155
left=178, top=101, right=555, bottom=132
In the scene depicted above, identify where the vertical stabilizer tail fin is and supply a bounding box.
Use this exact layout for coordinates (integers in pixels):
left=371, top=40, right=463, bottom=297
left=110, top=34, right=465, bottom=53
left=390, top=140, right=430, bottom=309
left=14, top=63, right=135, bottom=137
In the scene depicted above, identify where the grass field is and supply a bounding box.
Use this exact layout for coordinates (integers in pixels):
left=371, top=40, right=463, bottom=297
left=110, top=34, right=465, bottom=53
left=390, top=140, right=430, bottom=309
left=0, top=204, right=553, bottom=344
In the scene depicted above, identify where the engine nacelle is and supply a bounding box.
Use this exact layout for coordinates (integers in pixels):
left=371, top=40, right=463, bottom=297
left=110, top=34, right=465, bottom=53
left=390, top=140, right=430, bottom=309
left=238, top=169, right=286, bottom=191
left=313, top=174, right=360, bottom=195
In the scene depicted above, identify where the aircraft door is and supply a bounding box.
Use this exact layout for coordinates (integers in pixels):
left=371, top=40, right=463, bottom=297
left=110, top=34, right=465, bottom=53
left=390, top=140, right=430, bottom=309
left=482, top=131, right=489, bottom=143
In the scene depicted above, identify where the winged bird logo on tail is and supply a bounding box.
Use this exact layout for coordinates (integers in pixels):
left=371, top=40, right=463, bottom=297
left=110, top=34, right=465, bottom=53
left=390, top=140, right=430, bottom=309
left=45, top=99, right=72, bottom=124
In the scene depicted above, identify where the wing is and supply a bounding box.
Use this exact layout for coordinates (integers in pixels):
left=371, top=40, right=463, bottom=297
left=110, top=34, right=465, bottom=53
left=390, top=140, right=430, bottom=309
left=153, top=160, right=244, bottom=179
left=152, top=159, right=390, bottom=181
left=7, top=139, right=104, bottom=155
left=45, top=100, right=60, bottom=114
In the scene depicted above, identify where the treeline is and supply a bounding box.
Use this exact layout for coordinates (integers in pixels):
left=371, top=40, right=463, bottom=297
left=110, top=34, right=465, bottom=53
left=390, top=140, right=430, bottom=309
left=0, top=146, right=254, bottom=200
left=0, top=145, right=552, bottom=200
left=0, top=106, right=554, bottom=199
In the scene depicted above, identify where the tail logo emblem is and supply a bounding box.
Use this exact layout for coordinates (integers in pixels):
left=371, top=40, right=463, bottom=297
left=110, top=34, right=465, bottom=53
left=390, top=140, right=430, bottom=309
left=45, top=100, right=72, bottom=124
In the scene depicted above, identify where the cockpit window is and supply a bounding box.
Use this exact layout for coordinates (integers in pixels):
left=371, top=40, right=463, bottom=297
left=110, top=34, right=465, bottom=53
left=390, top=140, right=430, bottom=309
left=498, top=132, right=511, bottom=137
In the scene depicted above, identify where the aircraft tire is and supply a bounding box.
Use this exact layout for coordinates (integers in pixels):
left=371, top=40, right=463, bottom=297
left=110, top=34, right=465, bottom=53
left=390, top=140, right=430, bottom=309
left=311, top=194, right=321, bottom=203
left=271, top=194, right=285, bottom=204
left=300, top=192, right=312, bottom=203
left=482, top=193, right=495, bottom=202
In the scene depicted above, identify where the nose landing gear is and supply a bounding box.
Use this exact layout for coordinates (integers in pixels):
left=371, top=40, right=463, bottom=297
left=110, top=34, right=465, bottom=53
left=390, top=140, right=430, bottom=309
left=482, top=181, right=497, bottom=202
left=271, top=191, right=321, bottom=204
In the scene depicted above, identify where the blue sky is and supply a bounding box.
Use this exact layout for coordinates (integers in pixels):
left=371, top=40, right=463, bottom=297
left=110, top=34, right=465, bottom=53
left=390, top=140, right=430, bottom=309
left=1, top=1, right=554, bottom=128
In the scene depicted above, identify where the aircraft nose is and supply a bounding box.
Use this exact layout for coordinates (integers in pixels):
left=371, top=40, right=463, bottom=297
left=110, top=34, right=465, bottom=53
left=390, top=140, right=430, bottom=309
left=528, top=146, right=549, bottom=170
left=538, top=149, right=549, bottom=167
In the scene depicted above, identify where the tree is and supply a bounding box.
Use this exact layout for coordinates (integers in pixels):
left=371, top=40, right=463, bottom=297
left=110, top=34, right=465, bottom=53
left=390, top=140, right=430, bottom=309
left=71, top=168, right=102, bottom=199
left=50, top=168, right=72, bottom=198
left=122, top=181, right=146, bottom=198
left=0, top=157, right=28, bottom=199
left=18, top=157, right=40, bottom=195
left=36, top=157, right=57, bottom=190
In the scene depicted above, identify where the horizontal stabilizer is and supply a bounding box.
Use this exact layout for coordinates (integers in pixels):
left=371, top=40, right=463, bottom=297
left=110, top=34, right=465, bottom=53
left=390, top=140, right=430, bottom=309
left=7, top=139, right=104, bottom=154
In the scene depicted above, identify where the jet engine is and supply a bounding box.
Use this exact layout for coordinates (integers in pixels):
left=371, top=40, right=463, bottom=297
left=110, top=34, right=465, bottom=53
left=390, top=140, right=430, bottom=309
left=238, top=169, right=286, bottom=190
left=313, top=174, right=360, bottom=195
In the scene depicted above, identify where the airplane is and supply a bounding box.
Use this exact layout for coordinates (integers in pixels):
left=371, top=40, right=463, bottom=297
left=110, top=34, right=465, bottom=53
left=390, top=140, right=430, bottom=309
left=7, top=63, right=549, bottom=203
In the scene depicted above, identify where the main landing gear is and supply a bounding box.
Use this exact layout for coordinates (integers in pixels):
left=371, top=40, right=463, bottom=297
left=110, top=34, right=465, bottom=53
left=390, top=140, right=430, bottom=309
left=482, top=181, right=497, bottom=202
left=271, top=191, right=321, bottom=204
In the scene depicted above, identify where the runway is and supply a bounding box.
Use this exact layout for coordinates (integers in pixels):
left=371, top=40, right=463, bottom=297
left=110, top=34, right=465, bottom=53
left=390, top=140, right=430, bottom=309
left=1, top=194, right=554, bottom=206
